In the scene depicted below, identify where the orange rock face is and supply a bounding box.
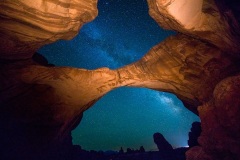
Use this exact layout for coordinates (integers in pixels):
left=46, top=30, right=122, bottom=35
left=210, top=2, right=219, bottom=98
left=0, top=0, right=240, bottom=159
left=147, top=0, right=240, bottom=54
left=0, top=0, right=98, bottom=59
left=117, top=34, right=240, bottom=114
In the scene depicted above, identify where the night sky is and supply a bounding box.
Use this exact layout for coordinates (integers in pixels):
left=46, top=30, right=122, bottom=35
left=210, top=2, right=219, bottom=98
left=38, top=0, right=200, bottom=151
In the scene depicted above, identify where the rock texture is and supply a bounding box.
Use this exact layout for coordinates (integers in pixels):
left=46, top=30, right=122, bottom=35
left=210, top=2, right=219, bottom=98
left=194, top=76, right=240, bottom=160
left=0, top=0, right=98, bottom=59
left=186, top=78, right=240, bottom=159
left=147, top=0, right=240, bottom=55
left=146, top=0, right=240, bottom=159
left=0, top=0, right=240, bottom=160
left=0, top=59, right=120, bottom=159
left=116, top=34, right=240, bottom=114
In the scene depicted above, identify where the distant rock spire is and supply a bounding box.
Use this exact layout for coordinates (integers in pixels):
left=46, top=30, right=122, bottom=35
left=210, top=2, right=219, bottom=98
left=153, top=132, right=173, bottom=152
left=119, top=147, right=124, bottom=154
left=188, top=122, right=201, bottom=148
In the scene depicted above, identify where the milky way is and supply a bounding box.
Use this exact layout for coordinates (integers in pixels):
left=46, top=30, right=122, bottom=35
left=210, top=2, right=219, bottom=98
left=38, top=0, right=200, bottom=151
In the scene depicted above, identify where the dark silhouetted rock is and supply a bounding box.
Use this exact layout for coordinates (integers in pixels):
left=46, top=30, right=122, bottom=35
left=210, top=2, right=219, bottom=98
left=119, top=147, right=124, bottom=154
left=153, top=132, right=173, bottom=152
left=32, top=53, right=55, bottom=67
left=139, top=146, right=145, bottom=153
left=126, top=148, right=133, bottom=154
left=188, top=122, right=201, bottom=148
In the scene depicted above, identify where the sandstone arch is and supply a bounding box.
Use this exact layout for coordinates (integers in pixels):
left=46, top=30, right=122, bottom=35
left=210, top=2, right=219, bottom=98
left=0, top=0, right=240, bottom=159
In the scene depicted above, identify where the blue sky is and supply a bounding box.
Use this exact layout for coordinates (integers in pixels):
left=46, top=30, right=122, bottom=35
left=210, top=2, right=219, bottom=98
left=39, top=0, right=200, bottom=151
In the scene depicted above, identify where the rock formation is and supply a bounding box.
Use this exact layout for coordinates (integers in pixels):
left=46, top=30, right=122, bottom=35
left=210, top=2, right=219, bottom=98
left=0, top=0, right=98, bottom=59
left=117, top=33, right=240, bottom=114
left=188, top=122, right=201, bottom=148
left=148, top=0, right=240, bottom=54
left=153, top=132, right=173, bottom=152
left=0, top=0, right=240, bottom=160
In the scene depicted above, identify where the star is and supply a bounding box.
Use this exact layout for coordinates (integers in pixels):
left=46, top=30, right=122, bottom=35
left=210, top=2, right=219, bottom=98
left=38, top=0, right=200, bottom=151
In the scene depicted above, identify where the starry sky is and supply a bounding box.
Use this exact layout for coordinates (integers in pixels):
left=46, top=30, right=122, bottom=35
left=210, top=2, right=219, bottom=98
left=38, top=0, right=200, bottom=151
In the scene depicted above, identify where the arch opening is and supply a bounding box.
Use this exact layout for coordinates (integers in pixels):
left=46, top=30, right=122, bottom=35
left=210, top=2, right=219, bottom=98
left=72, top=87, right=199, bottom=151
left=38, top=0, right=199, bottom=151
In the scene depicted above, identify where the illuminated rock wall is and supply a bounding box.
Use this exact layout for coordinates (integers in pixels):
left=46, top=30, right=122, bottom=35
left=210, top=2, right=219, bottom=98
left=0, top=0, right=98, bottom=59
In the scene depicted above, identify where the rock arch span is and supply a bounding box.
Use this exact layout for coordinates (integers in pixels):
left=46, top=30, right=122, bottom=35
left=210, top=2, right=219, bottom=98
left=0, top=0, right=240, bottom=159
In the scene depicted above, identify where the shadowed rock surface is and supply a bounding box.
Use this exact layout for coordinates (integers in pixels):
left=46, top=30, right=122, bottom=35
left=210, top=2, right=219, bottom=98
left=188, top=122, right=201, bottom=148
left=153, top=132, right=173, bottom=152
left=0, top=0, right=240, bottom=159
